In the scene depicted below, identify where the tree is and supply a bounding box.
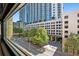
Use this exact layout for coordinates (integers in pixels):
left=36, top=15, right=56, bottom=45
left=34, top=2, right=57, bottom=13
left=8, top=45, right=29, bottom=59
left=30, top=28, right=37, bottom=37
left=23, top=27, right=49, bottom=47
left=23, top=30, right=29, bottom=37
left=13, top=28, right=24, bottom=37
left=64, top=33, right=79, bottom=55
left=13, top=28, right=24, bottom=33
left=31, top=27, right=49, bottom=46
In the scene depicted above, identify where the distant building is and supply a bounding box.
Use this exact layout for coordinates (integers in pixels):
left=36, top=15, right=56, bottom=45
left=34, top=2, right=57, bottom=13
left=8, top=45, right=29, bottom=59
left=25, top=19, right=62, bottom=40
left=62, top=9, right=79, bottom=50
left=19, top=3, right=63, bottom=24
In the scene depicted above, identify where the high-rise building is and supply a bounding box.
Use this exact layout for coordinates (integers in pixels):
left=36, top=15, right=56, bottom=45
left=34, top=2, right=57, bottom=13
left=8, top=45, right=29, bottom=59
left=19, top=3, right=63, bottom=24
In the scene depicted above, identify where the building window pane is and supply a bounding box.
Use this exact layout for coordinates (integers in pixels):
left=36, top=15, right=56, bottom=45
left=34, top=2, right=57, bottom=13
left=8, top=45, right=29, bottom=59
left=59, top=33, right=61, bottom=35
left=65, top=26, right=68, bottom=28
left=77, top=20, right=79, bottom=23
left=64, top=35, right=68, bottom=38
left=65, top=31, right=68, bottom=33
left=59, top=27, right=61, bottom=29
left=77, top=31, right=79, bottom=34
left=77, top=25, right=79, bottom=28
left=59, top=21, right=62, bottom=23
left=64, top=16, right=68, bottom=19
left=64, top=21, right=68, bottom=24
left=77, top=13, right=79, bottom=17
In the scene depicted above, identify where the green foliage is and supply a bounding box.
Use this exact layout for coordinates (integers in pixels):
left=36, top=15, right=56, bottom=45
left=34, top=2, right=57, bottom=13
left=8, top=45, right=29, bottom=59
left=30, top=28, right=37, bottom=37
left=64, top=33, right=79, bottom=55
left=64, top=46, right=68, bottom=52
left=31, top=27, right=49, bottom=46
left=24, top=27, right=49, bottom=46
left=13, top=28, right=24, bottom=33
left=23, top=30, right=29, bottom=37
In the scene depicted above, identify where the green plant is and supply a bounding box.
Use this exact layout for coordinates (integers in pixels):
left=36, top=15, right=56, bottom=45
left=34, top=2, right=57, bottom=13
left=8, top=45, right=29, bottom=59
left=13, top=28, right=24, bottom=33
left=23, top=30, right=29, bottom=37
left=13, top=27, right=24, bottom=37
left=30, top=28, right=37, bottom=37
left=31, top=27, right=49, bottom=46
left=64, top=33, right=79, bottom=55
left=24, top=27, right=49, bottom=46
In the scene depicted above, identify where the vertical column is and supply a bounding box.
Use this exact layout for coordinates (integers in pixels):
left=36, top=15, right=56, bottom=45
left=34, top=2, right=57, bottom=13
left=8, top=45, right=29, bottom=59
left=6, top=18, right=13, bottom=40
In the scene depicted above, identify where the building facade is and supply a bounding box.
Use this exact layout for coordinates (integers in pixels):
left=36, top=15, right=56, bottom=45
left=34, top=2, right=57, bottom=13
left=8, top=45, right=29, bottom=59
left=19, top=3, right=63, bottom=24
left=25, top=19, right=62, bottom=40
left=62, top=9, right=79, bottom=50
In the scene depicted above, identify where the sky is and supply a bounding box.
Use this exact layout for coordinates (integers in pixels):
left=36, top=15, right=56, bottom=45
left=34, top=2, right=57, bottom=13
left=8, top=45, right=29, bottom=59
left=64, top=3, right=79, bottom=12
left=13, top=11, right=19, bottom=22
left=13, top=3, right=79, bottom=22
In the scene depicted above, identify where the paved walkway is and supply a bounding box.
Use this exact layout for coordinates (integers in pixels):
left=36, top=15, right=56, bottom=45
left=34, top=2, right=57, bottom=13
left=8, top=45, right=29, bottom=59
left=49, top=41, right=62, bottom=51
left=49, top=40, right=69, bottom=56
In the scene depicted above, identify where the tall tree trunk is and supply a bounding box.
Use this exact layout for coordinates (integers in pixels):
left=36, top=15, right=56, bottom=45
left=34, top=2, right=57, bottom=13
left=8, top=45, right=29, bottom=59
left=73, top=48, right=74, bottom=56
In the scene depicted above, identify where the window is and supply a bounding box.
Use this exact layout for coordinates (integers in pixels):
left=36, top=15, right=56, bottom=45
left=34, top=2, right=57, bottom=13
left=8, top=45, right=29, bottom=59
left=64, top=35, right=68, bottom=38
left=64, top=16, right=68, bottom=19
left=52, top=33, right=55, bottom=34
left=53, top=6, right=55, bottom=8
left=53, top=4, right=55, bottom=6
left=77, top=31, right=79, bottom=34
left=65, top=26, right=68, bottom=28
left=77, top=13, right=79, bottom=17
left=59, top=21, right=62, bottom=23
left=53, top=9, right=55, bottom=11
left=59, top=33, right=61, bottom=35
left=59, top=27, right=61, bottom=29
left=52, top=17, right=55, bottom=19
left=77, top=25, right=79, bottom=28
left=65, top=31, right=68, bottom=33
left=77, top=20, right=79, bottom=23
left=59, top=25, right=61, bottom=26
left=56, top=21, right=58, bottom=23
left=51, top=22, right=55, bottom=24
left=64, top=21, right=68, bottom=24
left=56, top=30, right=58, bottom=32
left=56, top=27, right=58, bottom=29
left=4, top=3, right=71, bottom=55
left=56, top=33, right=58, bottom=34
left=59, top=30, right=61, bottom=32
left=56, top=25, right=58, bottom=26
left=51, top=30, right=55, bottom=32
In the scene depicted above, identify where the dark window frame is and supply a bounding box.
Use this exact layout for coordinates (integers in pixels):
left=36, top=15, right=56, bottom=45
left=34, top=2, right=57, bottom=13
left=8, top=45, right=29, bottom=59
left=77, top=20, right=79, bottom=23
left=65, top=31, right=68, bottom=33
left=77, top=25, right=79, bottom=28
left=64, top=35, right=68, bottom=38
left=64, top=21, right=68, bottom=24
left=64, top=16, right=68, bottom=19
left=65, top=26, right=68, bottom=28
left=77, top=13, right=79, bottom=17
left=77, top=31, right=79, bottom=34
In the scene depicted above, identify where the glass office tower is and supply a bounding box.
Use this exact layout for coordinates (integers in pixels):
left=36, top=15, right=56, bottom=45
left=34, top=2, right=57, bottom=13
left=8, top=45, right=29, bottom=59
left=19, top=3, right=63, bottom=24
